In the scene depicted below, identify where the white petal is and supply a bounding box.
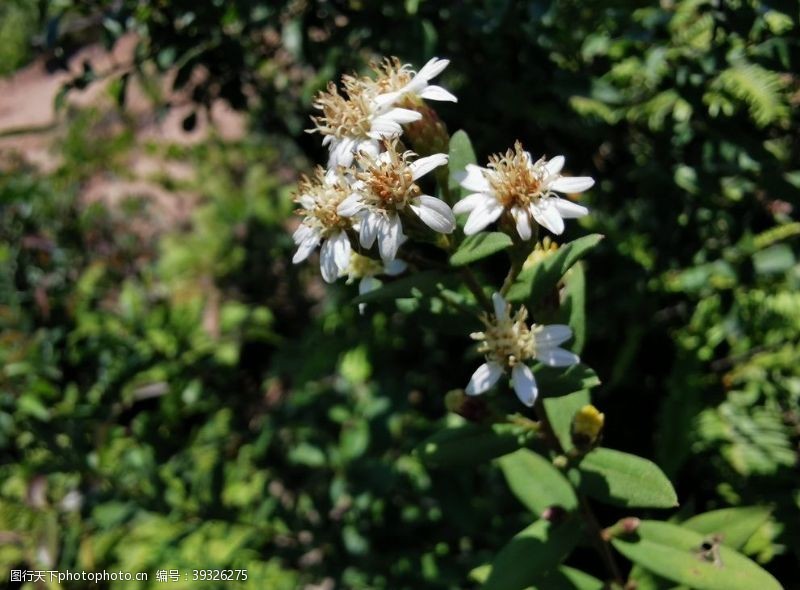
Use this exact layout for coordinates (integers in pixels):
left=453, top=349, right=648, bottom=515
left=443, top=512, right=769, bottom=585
left=337, top=194, right=364, bottom=217
left=410, top=195, right=456, bottom=234
left=368, top=118, right=402, bottom=139
left=319, top=239, right=339, bottom=283
left=328, top=137, right=355, bottom=168
left=293, top=223, right=313, bottom=244
left=418, top=85, right=458, bottom=102
left=511, top=364, right=538, bottom=407
left=359, top=276, right=381, bottom=296
left=465, top=361, right=504, bottom=396
left=373, top=91, right=402, bottom=109
left=330, top=230, right=351, bottom=270
left=356, top=139, right=381, bottom=162
left=384, top=259, right=407, bottom=276
left=359, top=213, right=379, bottom=248
left=292, top=233, right=320, bottom=264
left=535, top=325, right=573, bottom=347
left=551, top=176, right=595, bottom=193
left=491, top=292, right=508, bottom=320
left=378, top=213, right=404, bottom=261
left=457, top=164, right=492, bottom=193
left=464, top=199, right=504, bottom=235
left=298, top=194, right=316, bottom=209
left=536, top=347, right=580, bottom=367
left=416, top=57, right=449, bottom=81
left=511, top=207, right=532, bottom=240
left=531, top=202, right=565, bottom=235
left=409, top=153, right=448, bottom=180
left=553, top=198, right=589, bottom=219
left=453, top=192, right=492, bottom=215
left=382, top=107, right=422, bottom=125
left=545, top=155, right=565, bottom=178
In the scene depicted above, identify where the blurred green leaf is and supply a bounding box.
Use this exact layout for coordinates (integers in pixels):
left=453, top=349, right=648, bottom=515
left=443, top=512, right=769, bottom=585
left=416, top=422, right=529, bottom=468
left=482, top=519, right=583, bottom=590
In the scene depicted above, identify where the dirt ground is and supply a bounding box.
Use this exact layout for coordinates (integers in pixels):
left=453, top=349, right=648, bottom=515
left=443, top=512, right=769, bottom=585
left=0, top=34, right=246, bottom=229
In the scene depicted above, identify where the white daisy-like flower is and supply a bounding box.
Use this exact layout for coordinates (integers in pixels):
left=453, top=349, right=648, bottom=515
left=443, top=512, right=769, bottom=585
left=453, top=142, right=593, bottom=239
left=336, top=141, right=455, bottom=261
left=292, top=168, right=357, bottom=283
left=343, top=252, right=408, bottom=313
left=465, top=292, right=580, bottom=407
left=309, top=76, right=422, bottom=169
left=370, top=57, right=458, bottom=108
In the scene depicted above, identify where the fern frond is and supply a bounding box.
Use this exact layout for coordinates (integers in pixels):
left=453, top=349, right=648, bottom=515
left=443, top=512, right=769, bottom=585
left=705, top=64, right=790, bottom=127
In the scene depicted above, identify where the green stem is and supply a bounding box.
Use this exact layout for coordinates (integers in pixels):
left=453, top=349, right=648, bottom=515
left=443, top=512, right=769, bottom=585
left=461, top=266, right=493, bottom=313
left=532, top=399, right=625, bottom=587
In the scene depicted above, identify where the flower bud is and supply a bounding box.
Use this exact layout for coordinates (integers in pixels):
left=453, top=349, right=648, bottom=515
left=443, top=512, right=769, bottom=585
left=571, top=404, right=605, bottom=451
left=398, top=96, right=450, bottom=158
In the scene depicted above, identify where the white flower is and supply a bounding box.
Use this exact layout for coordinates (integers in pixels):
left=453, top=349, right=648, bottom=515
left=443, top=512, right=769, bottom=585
left=309, top=78, right=422, bottom=169
left=336, top=141, right=455, bottom=261
left=372, top=57, right=458, bottom=108
left=453, top=142, right=593, bottom=239
left=343, top=252, right=407, bottom=313
left=292, top=168, right=357, bottom=283
left=465, top=293, right=580, bottom=407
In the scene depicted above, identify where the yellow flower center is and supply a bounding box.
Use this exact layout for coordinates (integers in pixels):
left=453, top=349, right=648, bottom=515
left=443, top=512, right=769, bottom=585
left=346, top=253, right=383, bottom=278
left=356, top=142, right=422, bottom=209
left=310, top=79, right=374, bottom=139
left=472, top=305, right=537, bottom=368
left=487, top=141, right=549, bottom=209
left=295, top=168, right=352, bottom=236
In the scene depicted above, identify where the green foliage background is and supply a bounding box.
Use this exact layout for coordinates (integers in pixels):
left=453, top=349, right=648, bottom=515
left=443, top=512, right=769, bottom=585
left=1, top=0, right=798, bottom=587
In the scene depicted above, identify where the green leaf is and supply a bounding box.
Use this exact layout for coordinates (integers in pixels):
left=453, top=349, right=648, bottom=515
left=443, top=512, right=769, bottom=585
left=450, top=232, right=513, bottom=266
left=506, top=235, right=603, bottom=304
left=543, top=390, right=591, bottom=452
left=536, top=364, right=600, bottom=399
left=611, top=521, right=783, bottom=590
left=560, top=263, right=586, bottom=354
left=682, top=506, right=773, bottom=551
left=474, top=565, right=602, bottom=590
left=483, top=518, right=582, bottom=590
left=554, top=567, right=604, bottom=590
left=569, top=449, right=678, bottom=508
left=416, top=422, right=530, bottom=468
left=448, top=130, right=477, bottom=198
left=352, top=271, right=451, bottom=304
left=498, top=449, right=578, bottom=514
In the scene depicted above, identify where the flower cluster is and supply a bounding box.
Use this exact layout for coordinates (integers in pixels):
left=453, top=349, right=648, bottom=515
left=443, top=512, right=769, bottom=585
left=292, top=56, right=596, bottom=408
left=293, top=57, right=458, bottom=281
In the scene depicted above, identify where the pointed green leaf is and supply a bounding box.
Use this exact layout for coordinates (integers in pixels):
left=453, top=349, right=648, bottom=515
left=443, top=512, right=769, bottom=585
left=473, top=565, right=602, bottom=590
left=483, top=519, right=583, bottom=590
left=682, top=506, right=773, bottom=551
left=506, top=234, right=604, bottom=304
left=450, top=232, right=514, bottom=266
left=543, top=390, right=591, bottom=452
left=353, top=271, right=453, bottom=304
left=569, top=448, right=678, bottom=508
left=560, top=262, right=586, bottom=354
left=416, top=423, right=530, bottom=468
left=448, top=129, right=477, bottom=198
left=535, top=364, right=601, bottom=399
left=498, top=449, right=577, bottom=515
left=611, top=521, right=783, bottom=590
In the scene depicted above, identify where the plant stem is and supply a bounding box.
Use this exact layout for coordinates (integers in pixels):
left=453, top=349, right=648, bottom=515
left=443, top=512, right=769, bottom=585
left=533, top=400, right=625, bottom=587
left=461, top=266, right=493, bottom=313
